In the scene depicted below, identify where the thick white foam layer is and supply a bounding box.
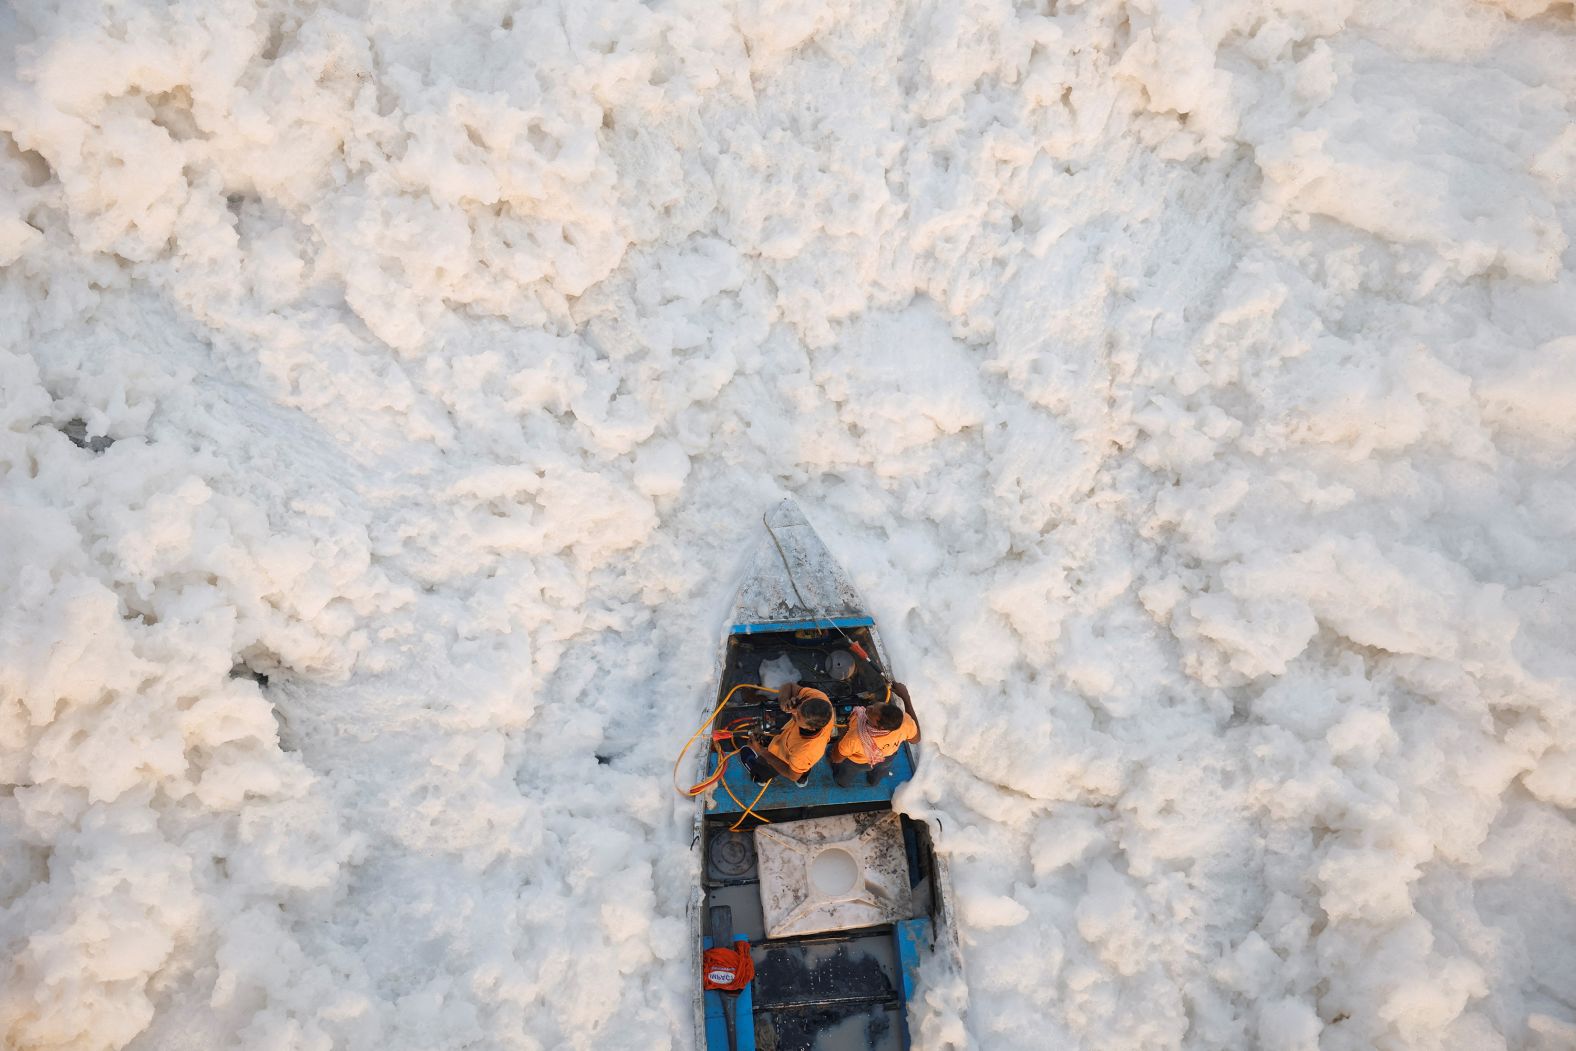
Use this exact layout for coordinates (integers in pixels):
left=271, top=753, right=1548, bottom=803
left=1, top=1, right=1573, bottom=1048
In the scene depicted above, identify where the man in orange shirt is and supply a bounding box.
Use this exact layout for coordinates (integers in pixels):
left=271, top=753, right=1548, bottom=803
left=831, top=682, right=921, bottom=787
left=738, top=682, right=835, bottom=787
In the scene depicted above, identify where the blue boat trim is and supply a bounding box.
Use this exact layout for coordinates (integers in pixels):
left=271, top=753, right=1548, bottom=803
left=707, top=744, right=915, bottom=815
left=895, top=917, right=930, bottom=1046
left=703, top=933, right=757, bottom=1051
left=894, top=917, right=928, bottom=1002
left=729, top=615, right=874, bottom=636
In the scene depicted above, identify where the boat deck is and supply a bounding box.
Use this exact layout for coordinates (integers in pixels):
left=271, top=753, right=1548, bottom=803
left=705, top=744, right=916, bottom=815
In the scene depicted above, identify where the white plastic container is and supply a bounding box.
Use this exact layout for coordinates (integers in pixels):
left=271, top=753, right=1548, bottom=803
left=754, top=812, right=918, bottom=938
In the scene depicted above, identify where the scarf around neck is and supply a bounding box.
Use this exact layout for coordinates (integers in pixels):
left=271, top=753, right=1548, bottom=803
left=849, top=705, right=883, bottom=767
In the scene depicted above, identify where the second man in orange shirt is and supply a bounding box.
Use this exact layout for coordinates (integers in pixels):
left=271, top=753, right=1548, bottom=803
left=831, top=681, right=921, bottom=787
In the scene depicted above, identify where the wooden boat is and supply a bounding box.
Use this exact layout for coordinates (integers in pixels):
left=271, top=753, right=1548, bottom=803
left=686, top=500, right=961, bottom=1051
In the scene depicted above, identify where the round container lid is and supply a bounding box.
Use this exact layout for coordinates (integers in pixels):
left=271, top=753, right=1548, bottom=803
left=827, top=650, right=857, bottom=681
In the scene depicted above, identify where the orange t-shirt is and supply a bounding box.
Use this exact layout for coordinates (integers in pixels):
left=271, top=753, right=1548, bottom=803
left=835, top=712, right=917, bottom=764
left=767, top=689, right=834, bottom=777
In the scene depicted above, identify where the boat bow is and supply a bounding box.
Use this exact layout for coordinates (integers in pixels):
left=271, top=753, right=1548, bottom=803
left=729, top=499, right=870, bottom=635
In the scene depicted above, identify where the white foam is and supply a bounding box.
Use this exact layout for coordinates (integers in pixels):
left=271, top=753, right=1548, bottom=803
left=1, top=0, right=1573, bottom=1048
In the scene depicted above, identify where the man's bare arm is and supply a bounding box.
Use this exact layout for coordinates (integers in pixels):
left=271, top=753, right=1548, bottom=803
left=891, top=682, right=922, bottom=743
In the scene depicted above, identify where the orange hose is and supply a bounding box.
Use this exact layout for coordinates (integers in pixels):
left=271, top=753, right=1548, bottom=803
left=674, top=682, right=778, bottom=796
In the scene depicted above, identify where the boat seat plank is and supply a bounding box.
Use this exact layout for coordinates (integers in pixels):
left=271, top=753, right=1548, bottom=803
left=730, top=616, right=874, bottom=636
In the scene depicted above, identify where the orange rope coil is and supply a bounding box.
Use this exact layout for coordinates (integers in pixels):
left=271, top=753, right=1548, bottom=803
left=674, top=683, right=776, bottom=831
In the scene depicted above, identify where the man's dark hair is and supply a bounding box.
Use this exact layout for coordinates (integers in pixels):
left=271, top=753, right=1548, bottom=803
left=870, top=703, right=905, bottom=731
left=798, top=697, right=833, bottom=732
